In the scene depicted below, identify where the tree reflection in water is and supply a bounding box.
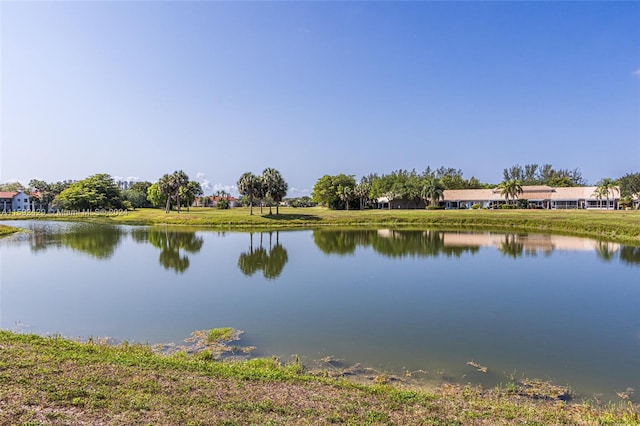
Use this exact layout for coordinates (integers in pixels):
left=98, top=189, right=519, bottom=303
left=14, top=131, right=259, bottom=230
left=612, top=244, right=640, bottom=266
left=498, top=234, right=525, bottom=259
left=238, top=232, right=288, bottom=280
left=312, top=229, right=481, bottom=258
left=311, top=229, right=640, bottom=266
left=30, top=224, right=123, bottom=259
left=131, top=227, right=204, bottom=273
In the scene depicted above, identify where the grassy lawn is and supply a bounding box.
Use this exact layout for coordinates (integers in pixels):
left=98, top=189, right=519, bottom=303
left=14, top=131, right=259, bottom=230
left=2, top=207, right=639, bottom=244
left=1, top=330, right=638, bottom=425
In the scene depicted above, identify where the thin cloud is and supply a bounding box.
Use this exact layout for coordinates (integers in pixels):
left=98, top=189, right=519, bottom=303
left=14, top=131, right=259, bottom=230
left=634, top=68, right=640, bottom=76
left=288, top=187, right=311, bottom=197
left=212, top=183, right=236, bottom=196
left=195, top=172, right=213, bottom=192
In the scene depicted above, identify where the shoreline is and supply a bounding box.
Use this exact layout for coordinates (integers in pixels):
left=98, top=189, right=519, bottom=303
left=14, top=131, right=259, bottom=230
left=1, top=206, right=639, bottom=245
left=1, top=330, right=637, bottom=425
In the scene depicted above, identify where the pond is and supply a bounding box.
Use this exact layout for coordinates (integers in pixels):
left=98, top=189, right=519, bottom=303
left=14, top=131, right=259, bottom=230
left=1, top=221, right=639, bottom=402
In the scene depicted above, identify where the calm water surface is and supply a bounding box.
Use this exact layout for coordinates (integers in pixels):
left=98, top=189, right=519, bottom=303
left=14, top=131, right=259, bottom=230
left=1, top=221, right=639, bottom=402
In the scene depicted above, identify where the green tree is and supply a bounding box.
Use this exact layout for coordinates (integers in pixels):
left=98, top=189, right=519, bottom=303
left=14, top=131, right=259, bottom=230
left=405, top=173, right=424, bottom=208
left=55, top=174, right=124, bottom=210
left=158, top=174, right=177, bottom=213
left=0, top=182, right=26, bottom=192
left=370, top=173, right=400, bottom=209
left=146, top=182, right=167, bottom=208
left=256, top=177, right=267, bottom=214
left=123, top=181, right=153, bottom=209
left=421, top=177, right=445, bottom=207
left=157, top=171, right=189, bottom=213
left=504, top=163, right=585, bottom=187
left=497, top=179, right=523, bottom=206
left=28, top=179, right=52, bottom=211
left=172, top=171, right=190, bottom=213
left=262, top=168, right=288, bottom=215
left=180, top=181, right=203, bottom=211
left=28, top=179, right=72, bottom=212
left=237, top=172, right=261, bottom=215
left=435, top=167, right=467, bottom=190
left=592, top=178, right=618, bottom=209
left=337, top=185, right=354, bottom=210
left=122, top=189, right=148, bottom=209
left=312, top=174, right=356, bottom=209
left=354, top=179, right=371, bottom=210
left=618, top=172, right=640, bottom=208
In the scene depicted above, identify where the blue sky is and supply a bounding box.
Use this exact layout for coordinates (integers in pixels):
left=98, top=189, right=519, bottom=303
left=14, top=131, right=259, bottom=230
left=1, top=1, right=639, bottom=196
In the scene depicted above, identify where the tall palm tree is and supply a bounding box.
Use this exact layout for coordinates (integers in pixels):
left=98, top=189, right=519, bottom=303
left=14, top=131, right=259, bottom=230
left=179, top=181, right=202, bottom=212
left=237, top=172, right=260, bottom=215
left=354, top=180, right=371, bottom=210
left=421, top=177, right=445, bottom=208
left=592, top=178, right=619, bottom=209
left=497, top=179, right=523, bottom=206
left=262, top=168, right=288, bottom=215
left=172, top=170, right=189, bottom=213
left=159, top=173, right=177, bottom=213
left=337, top=185, right=353, bottom=210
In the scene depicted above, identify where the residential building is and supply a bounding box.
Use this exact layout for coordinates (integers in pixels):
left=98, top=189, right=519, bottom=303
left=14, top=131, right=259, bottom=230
left=193, top=195, right=239, bottom=208
left=0, top=191, right=33, bottom=212
left=442, top=186, right=626, bottom=209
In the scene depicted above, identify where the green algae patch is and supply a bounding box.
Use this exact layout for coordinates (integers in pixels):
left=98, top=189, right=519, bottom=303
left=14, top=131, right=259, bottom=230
left=0, top=223, right=20, bottom=236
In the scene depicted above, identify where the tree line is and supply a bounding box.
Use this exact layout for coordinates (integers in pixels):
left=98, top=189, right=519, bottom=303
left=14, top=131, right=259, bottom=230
left=311, top=164, right=640, bottom=210
left=1, top=164, right=638, bottom=212
left=0, top=168, right=289, bottom=213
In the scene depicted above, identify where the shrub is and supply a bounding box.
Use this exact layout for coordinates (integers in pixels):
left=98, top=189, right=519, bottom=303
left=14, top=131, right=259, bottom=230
left=471, top=204, right=480, bottom=209
left=216, top=199, right=230, bottom=209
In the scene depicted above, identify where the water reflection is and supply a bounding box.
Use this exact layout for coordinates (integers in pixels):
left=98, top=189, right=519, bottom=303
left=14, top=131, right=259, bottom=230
left=131, top=227, right=204, bottom=273
left=313, top=229, right=480, bottom=258
left=30, top=224, right=123, bottom=259
left=237, top=232, right=288, bottom=279
left=499, top=234, right=525, bottom=259
left=620, top=245, right=640, bottom=265
left=312, top=229, right=640, bottom=264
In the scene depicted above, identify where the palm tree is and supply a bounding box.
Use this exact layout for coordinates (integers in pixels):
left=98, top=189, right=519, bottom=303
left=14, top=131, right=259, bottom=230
left=172, top=170, right=189, bottom=213
left=354, top=180, right=371, bottom=210
left=497, top=179, right=523, bottom=206
left=421, top=177, right=445, bottom=208
left=592, top=178, right=619, bottom=209
left=256, top=177, right=267, bottom=215
left=159, top=173, right=177, bottom=213
left=262, top=168, right=288, bottom=215
left=337, top=185, right=353, bottom=210
left=180, top=181, right=203, bottom=212
left=237, top=172, right=260, bottom=215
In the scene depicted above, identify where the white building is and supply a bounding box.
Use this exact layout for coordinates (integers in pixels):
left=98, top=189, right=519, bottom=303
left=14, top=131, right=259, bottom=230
left=0, top=191, right=33, bottom=212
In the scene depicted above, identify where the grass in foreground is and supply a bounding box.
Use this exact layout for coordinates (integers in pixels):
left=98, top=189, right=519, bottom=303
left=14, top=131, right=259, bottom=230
left=0, top=331, right=638, bottom=425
